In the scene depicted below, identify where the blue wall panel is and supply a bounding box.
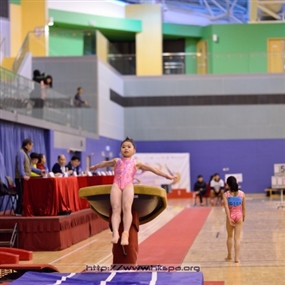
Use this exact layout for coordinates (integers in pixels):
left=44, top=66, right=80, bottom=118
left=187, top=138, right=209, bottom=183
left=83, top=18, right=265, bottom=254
left=48, top=134, right=121, bottom=172
left=136, top=139, right=285, bottom=193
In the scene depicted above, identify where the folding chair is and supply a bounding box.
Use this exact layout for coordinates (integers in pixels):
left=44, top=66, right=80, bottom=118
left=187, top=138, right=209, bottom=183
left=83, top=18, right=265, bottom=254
left=0, top=176, right=17, bottom=215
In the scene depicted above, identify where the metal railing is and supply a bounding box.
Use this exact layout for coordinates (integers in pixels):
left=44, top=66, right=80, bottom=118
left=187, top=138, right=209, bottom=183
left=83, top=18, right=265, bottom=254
left=108, top=54, right=136, bottom=75
left=0, top=37, right=6, bottom=64
left=12, top=33, right=30, bottom=73
left=0, top=66, right=97, bottom=134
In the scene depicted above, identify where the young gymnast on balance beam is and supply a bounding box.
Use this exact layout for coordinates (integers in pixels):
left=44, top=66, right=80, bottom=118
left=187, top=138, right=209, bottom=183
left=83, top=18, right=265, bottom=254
left=89, top=137, right=177, bottom=246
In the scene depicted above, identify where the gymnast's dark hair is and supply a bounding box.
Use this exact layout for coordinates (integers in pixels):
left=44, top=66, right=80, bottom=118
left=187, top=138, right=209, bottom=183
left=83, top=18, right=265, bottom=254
left=226, top=176, right=239, bottom=192
left=121, top=137, right=135, bottom=148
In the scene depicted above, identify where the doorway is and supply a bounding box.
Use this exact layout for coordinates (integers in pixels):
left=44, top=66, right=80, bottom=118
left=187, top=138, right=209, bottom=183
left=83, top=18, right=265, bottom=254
left=196, top=40, right=208, bottom=74
left=86, top=155, right=91, bottom=172
left=267, top=39, right=285, bottom=73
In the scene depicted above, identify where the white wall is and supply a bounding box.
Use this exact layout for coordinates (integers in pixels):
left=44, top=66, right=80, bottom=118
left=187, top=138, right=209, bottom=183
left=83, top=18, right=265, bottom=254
left=54, top=131, right=86, bottom=151
left=122, top=73, right=285, bottom=141
left=17, top=52, right=32, bottom=80
left=97, top=59, right=124, bottom=140
left=0, top=18, right=10, bottom=61
left=47, top=0, right=126, bottom=18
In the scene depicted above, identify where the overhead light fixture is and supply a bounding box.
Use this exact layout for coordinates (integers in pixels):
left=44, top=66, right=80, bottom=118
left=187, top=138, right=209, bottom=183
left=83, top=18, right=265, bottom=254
left=212, top=34, right=218, bottom=42
left=48, top=17, right=54, bottom=26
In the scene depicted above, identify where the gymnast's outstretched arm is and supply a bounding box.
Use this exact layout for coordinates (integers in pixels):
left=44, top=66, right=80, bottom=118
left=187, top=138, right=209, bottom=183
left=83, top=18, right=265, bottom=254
left=136, top=160, right=177, bottom=181
left=89, top=158, right=117, bottom=171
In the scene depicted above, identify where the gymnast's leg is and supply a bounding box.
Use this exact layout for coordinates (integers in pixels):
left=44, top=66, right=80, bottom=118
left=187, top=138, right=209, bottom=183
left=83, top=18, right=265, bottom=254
left=110, top=183, right=122, bottom=244
left=234, top=218, right=243, bottom=263
left=121, top=184, right=134, bottom=245
left=225, top=218, right=234, bottom=261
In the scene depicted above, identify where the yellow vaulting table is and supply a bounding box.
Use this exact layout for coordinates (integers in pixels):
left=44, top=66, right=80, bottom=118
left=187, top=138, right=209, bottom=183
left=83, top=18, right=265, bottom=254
left=79, top=184, right=168, bottom=266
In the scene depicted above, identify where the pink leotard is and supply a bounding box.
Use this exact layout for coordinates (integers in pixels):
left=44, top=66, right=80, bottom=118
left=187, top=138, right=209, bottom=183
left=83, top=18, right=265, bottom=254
left=225, top=190, right=244, bottom=223
left=113, top=157, right=137, bottom=191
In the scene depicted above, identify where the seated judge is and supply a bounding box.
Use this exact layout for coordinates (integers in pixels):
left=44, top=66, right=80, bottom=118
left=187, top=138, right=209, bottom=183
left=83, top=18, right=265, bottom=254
left=30, top=152, right=43, bottom=177
left=52, top=154, right=69, bottom=177
left=65, top=155, right=82, bottom=176
left=37, top=153, right=48, bottom=172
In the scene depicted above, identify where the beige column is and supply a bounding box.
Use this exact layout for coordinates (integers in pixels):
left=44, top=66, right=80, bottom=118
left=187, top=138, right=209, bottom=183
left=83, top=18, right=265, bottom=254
left=126, top=4, right=163, bottom=76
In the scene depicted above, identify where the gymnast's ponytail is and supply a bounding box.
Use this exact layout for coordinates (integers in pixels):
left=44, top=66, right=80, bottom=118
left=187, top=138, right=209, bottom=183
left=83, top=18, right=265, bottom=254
left=226, top=176, right=239, bottom=192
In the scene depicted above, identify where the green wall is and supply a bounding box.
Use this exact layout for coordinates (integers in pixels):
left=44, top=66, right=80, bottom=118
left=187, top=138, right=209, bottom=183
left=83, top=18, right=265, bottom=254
left=204, top=23, right=285, bottom=74
left=47, top=8, right=285, bottom=74
left=185, top=38, right=198, bottom=74
left=10, top=0, right=21, bottom=5
left=163, top=23, right=202, bottom=74
left=49, top=9, right=141, bottom=35
left=48, top=9, right=141, bottom=56
left=163, top=23, right=202, bottom=38
left=49, top=29, right=84, bottom=56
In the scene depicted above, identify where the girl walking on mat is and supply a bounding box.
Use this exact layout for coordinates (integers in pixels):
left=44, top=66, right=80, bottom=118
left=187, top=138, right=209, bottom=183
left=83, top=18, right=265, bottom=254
left=89, top=137, right=177, bottom=246
left=223, top=176, right=246, bottom=263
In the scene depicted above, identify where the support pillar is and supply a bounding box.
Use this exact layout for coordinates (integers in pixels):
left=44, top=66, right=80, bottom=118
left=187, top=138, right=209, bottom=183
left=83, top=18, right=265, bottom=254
left=109, top=210, right=139, bottom=267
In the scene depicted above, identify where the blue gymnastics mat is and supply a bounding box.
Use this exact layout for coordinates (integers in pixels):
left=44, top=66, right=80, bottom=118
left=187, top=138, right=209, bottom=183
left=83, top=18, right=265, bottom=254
left=9, top=271, right=204, bottom=284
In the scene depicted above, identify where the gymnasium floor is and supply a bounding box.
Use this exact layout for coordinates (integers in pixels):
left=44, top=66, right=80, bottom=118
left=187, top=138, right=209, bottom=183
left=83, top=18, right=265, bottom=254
left=20, top=195, right=285, bottom=285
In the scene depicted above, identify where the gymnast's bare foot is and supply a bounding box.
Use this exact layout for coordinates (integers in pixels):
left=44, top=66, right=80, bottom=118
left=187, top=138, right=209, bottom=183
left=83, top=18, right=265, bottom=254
left=111, top=232, right=119, bottom=244
left=225, top=255, right=232, bottom=261
left=234, top=259, right=240, bottom=263
left=121, top=231, right=129, bottom=245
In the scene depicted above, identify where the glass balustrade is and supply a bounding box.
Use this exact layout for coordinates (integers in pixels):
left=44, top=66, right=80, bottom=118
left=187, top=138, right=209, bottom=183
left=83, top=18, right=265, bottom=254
left=0, top=66, right=97, bottom=134
left=108, top=51, right=285, bottom=75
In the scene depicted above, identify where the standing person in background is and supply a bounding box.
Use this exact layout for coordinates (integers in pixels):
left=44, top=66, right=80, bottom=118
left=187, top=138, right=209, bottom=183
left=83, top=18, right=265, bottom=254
left=193, top=175, right=207, bottom=206
left=14, top=139, right=43, bottom=216
left=30, top=72, right=52, bottom=119
left=41, top=75, right=53, bottom=101
left=31, top=70, right=44, bottom=119
left=38, top=74, right=53, bottom=118
left=223, top=176, right=246, bottom=263
left=74, top=87, right=88, bottom=107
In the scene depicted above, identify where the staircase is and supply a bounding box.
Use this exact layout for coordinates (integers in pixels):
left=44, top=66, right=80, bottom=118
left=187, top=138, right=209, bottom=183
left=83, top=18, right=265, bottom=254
left=0, top=223, right=18, bottom=248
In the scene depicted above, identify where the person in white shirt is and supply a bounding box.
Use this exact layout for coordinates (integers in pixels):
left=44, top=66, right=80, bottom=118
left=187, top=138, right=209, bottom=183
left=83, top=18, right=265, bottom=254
left=210, top=173, right=225, bottom=206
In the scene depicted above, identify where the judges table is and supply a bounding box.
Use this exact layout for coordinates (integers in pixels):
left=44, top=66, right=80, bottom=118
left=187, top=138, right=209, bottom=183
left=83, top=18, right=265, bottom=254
left=23, top=176, right=114, bottom=217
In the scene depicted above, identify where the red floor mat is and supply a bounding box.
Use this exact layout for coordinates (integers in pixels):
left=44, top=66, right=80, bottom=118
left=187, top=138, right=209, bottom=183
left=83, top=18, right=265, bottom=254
left=137, top=207, right=211, bottom=265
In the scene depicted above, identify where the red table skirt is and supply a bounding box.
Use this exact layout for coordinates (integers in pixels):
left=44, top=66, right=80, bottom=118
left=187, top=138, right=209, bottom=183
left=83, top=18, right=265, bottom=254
left=23, top=176, right=114, bottom=217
